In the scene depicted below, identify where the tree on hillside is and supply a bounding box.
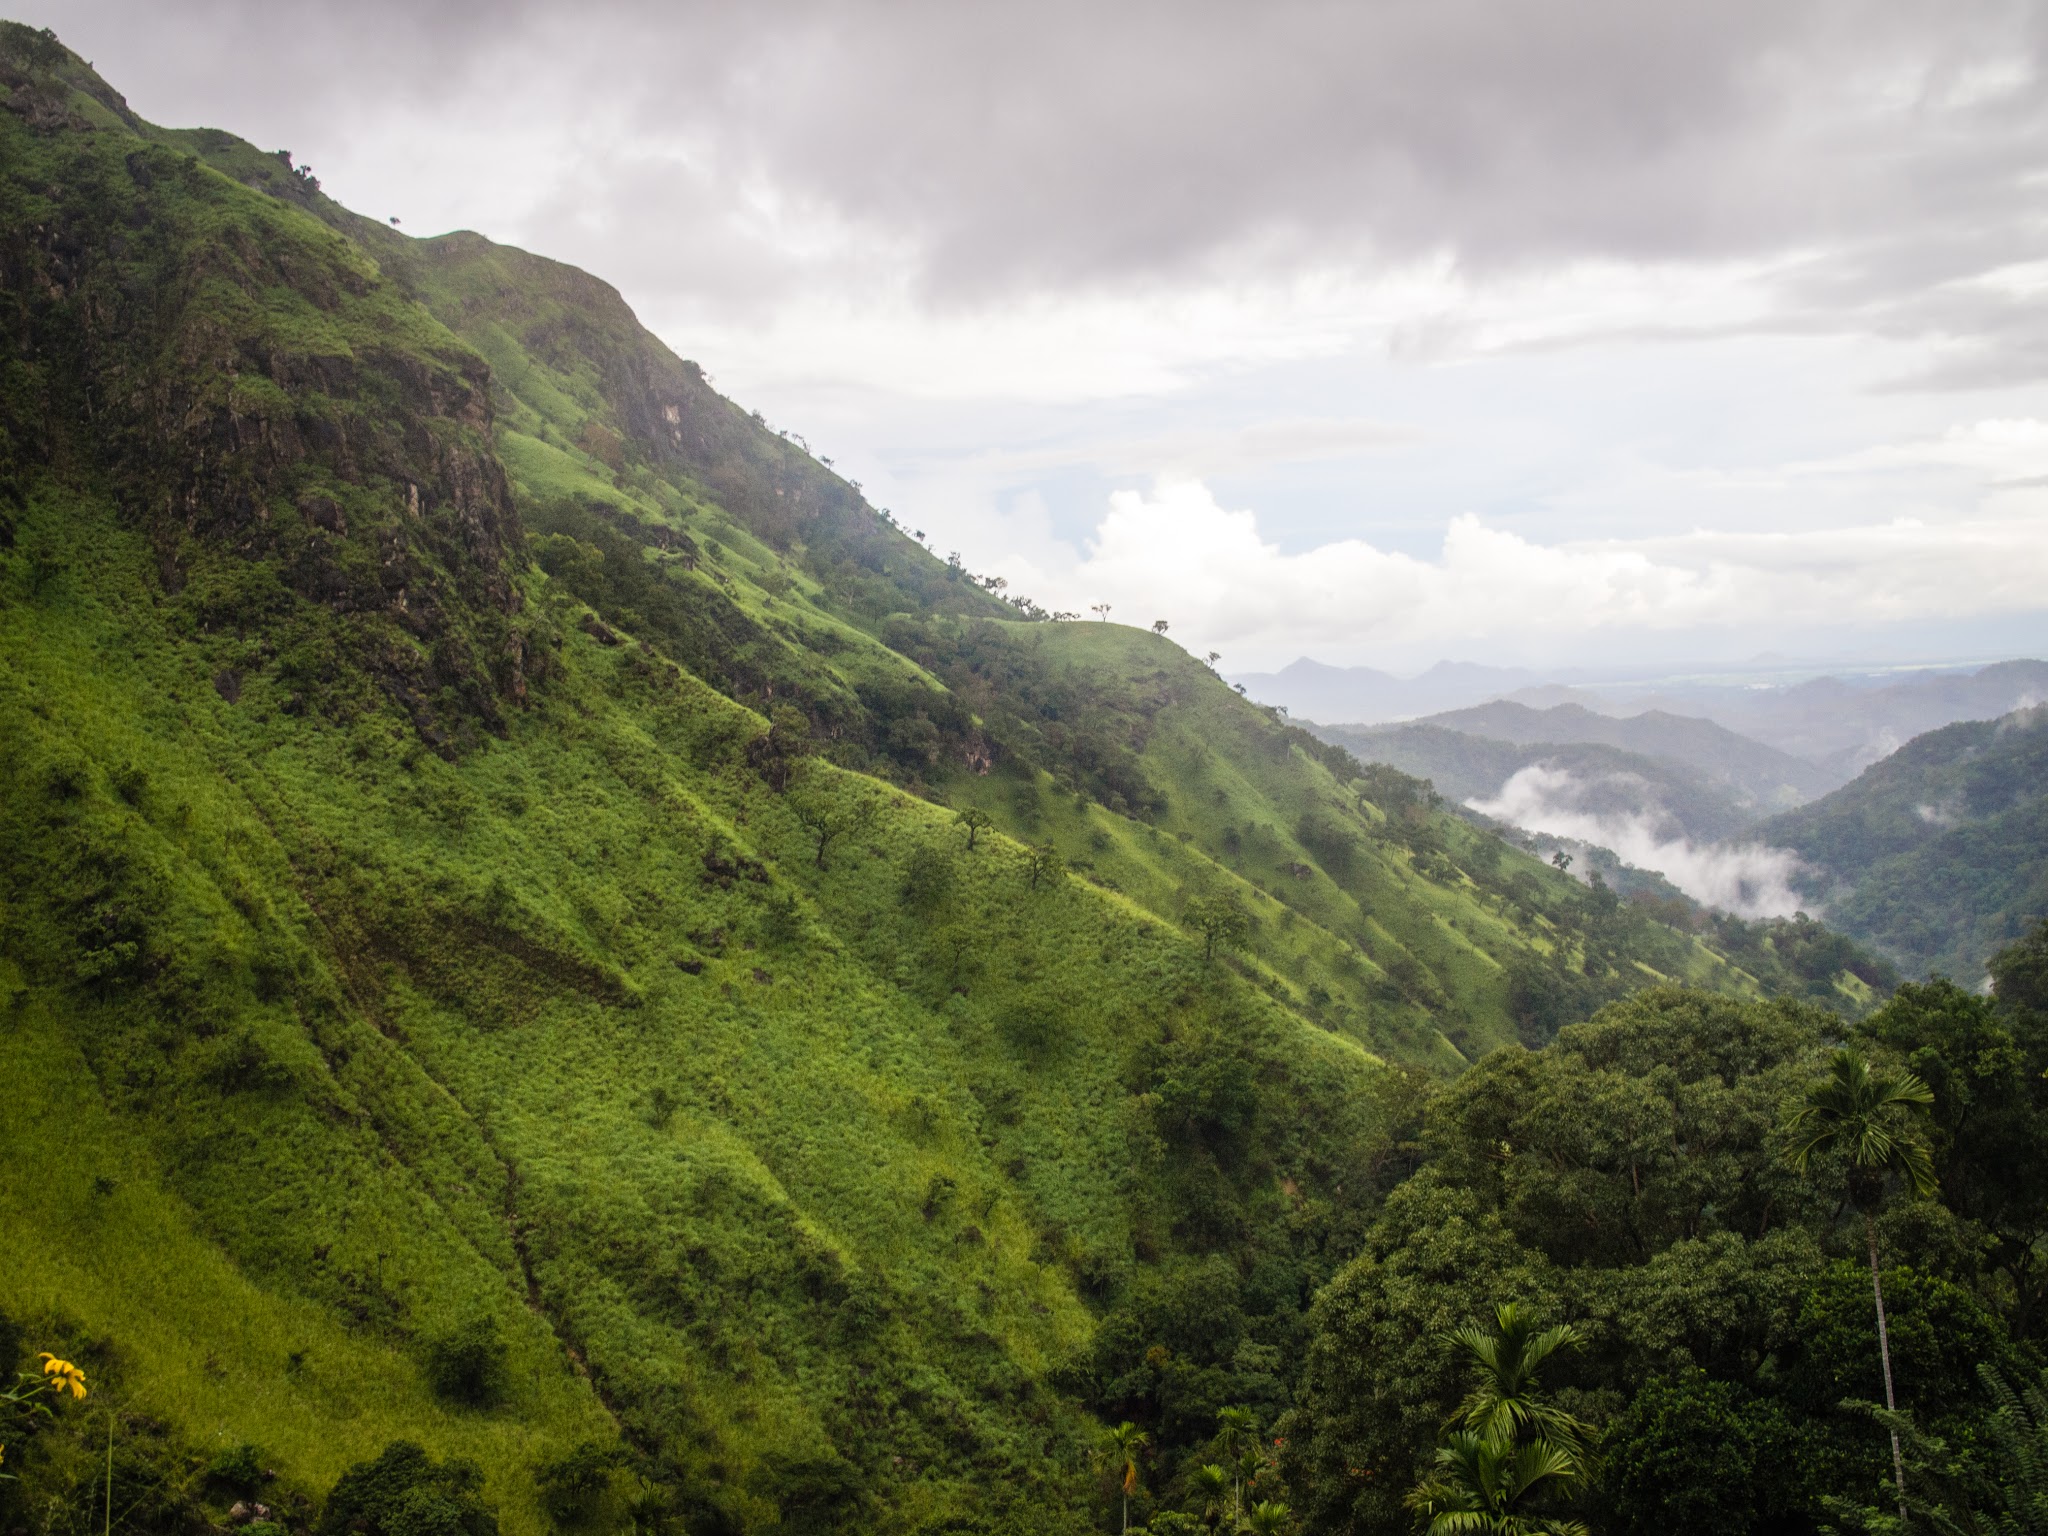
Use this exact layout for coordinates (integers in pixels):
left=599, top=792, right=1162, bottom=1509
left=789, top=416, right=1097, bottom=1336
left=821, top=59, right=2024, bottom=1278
left=955, top=806, right=994, bottom=850
left=1187, top=1463, right=1230, bottom=1529
left=787, top=779, right=880, bottom=869
left=1443, top=1305, right=1595, bottom=1463
left=1152, top=619, right=1170, bottom=634
left=1785, top=1046, right=1937, bottom=1519
left=319, top=1442, right=499, bottom=1536
left=1184, top=894, right=1251, bottom=964
left=1216, top=1405, right=1260, bottom=1523
left=1097, top=1421, right=1149, bottom=1535
left=1092, top=603, right=1112, bottom=622
left=749, top=703, right=815, bottom=791
left=1405, top=1305, right=1594, bottom=1536
left=1025, top=841, right=1065, bottom=892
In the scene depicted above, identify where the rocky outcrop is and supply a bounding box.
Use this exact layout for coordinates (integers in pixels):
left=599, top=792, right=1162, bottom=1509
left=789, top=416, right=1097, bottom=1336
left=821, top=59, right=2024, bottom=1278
left=0, top=58, right=537, bottom=747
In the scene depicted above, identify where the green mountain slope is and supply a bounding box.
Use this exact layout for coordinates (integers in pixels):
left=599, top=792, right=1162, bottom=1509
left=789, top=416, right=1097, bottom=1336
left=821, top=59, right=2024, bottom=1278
left=0, top=26, right=1886, bottom=1536
left=1762, top=706, right=2048, bottom=982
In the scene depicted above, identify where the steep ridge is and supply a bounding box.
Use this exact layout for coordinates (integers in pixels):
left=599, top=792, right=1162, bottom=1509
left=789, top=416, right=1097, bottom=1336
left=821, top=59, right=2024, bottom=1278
left=0, top=27, right=1887, bottom=1536
left=1762, top=705, right=2048, bottom=982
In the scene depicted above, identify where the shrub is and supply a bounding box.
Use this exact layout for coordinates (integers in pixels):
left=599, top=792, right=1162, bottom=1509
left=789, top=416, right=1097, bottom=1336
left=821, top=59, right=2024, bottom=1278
left=319, top=1441, right=498, bottom=1536
left=422, top=1317, right=508, bottom=1409
left=1600, top=1373, right=1809, bottom=1534
left=533, top=1442, right=622, bottom=1527
left=207, top=1442, right=267, bottom=1494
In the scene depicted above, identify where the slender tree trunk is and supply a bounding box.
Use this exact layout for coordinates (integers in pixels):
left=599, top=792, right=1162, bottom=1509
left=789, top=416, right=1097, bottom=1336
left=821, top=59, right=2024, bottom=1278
left=1868, top=1215, right=1909, bottom=1520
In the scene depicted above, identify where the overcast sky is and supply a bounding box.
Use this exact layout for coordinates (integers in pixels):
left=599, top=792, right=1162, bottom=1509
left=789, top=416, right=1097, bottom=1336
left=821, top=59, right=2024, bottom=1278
left=26, top=0, right=2048, bottom=672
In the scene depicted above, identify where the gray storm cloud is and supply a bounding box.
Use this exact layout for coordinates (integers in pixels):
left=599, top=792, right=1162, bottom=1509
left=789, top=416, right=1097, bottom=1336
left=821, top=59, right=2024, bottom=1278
left=30, top=0, right=2048, bottom=374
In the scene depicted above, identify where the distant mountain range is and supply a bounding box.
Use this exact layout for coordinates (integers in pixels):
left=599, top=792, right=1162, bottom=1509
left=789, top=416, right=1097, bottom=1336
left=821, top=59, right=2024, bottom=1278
left=1761, top=705, right=2048, bottom=982
left=1560, top=659, right=2048, bottom=778
left=1314, top=700, right=1837, bottom=844
left=1309, top=666, right=2048, bottom=959
left=1406, top=700, right=1837, bottom=808
left=1254, top=655, right=2048, bottom=788
left=1315, top=723, right=1763, bottom=844
left=1230, top=657, right=1537, bottom=722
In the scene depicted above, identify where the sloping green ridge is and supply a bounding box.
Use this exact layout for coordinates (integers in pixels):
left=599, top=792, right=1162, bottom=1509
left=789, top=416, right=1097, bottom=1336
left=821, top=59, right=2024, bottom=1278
left=1762, top=706, right=2048, bottom=982
left=0, top=25, right=1879, bottom=1536
left=1, top=486, right=1382, bottom=1533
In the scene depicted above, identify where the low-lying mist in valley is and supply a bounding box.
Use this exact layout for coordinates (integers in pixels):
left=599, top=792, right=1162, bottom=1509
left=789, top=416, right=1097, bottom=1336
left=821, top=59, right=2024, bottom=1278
left=1469, top=761, right=1808, bottom=919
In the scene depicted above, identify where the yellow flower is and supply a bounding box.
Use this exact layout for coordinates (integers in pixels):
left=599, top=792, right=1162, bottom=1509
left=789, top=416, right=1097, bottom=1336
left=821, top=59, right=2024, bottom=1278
left=37, top=1354, right=87, bottom=1399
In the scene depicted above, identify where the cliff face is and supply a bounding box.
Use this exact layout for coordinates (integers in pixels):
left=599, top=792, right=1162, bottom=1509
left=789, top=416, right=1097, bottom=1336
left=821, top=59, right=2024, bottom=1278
left=0, top=41, right=531, bottom=744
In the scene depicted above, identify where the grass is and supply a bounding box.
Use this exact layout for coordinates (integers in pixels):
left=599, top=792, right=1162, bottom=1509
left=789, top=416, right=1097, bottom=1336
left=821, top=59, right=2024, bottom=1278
left=0, top=489, right=1377, bottom=1532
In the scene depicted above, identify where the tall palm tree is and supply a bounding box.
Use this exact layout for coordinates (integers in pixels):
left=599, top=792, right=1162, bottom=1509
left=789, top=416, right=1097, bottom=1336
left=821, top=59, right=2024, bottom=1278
left=1786, top=1045, right=1937, bottom=1519
left=1405, top=1433, right=1591, bottom=1536
left=1097, top=1421, right=1150, bottom=1535
left=1441, top=1305, right=1595, bottom=1470
left=1216, top=1406, right=1259, bottom=1523
left=1187, top=1463, right=1230, bottom=1530
left=1408, top=1305, right=1594, bottom=1535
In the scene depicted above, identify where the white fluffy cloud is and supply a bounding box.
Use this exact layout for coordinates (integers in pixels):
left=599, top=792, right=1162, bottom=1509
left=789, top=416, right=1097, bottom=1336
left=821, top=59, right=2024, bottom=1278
left=1469, top=765, right=1807, bottom=918
left=1029, top=475, right=2048, bottom=663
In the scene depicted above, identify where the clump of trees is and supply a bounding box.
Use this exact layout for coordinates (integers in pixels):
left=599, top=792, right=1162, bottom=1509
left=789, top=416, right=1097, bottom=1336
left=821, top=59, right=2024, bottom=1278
left=1280, top=919, right=2048, bottom=1534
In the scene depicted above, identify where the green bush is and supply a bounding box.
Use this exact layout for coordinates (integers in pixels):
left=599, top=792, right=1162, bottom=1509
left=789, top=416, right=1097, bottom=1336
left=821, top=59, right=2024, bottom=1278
left=422, top=1318, right=508, bottom=1409
left=319, top=1441, right=499, bottom=1536
left=532, top=1442, right=621, bottom=1527
left=1600, top=1373, right=1809, bottom=1535
left=207, top=1441, right=268, bottom=1495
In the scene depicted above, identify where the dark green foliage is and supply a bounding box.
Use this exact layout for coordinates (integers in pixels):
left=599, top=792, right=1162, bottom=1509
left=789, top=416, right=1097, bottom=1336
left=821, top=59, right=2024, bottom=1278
left=1286, top=990, right=1842, bottom=1530
left=422, top=1318, right=508, bottom=1409
left=1949, top=1365, right=2048, bottom=1536
left=1858, top=974, right=2048, bottom=1336
left=1764, top=708, right=2048, bottom=980
left=1991, top=919, right=2048, bottom=1024
left=1598, top=1373, right=1807, bottom=1536
left=748, top=1452, right=862, bottom=1536
left=532, top=1443, right=621, bottom=1527
left=1785, top=1263, right=2024, bottom=1490
left=320, top=1443, right=499, bottom=1536
left=206, top=1443, right=268, bottom=1496
left=1285, top=939, right=2048, bottom=1534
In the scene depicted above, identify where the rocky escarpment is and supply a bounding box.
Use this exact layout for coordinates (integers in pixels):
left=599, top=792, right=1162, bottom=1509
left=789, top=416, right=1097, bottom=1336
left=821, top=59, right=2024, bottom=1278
left=0, top=24, right=536, bottom=745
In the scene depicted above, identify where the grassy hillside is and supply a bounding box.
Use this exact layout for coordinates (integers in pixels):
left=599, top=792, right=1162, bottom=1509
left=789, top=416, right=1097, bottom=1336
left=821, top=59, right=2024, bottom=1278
left=1762, top=706, right=2048, bottom=982
left=0, top=24, right=1889, bottom=1536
